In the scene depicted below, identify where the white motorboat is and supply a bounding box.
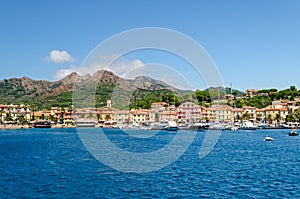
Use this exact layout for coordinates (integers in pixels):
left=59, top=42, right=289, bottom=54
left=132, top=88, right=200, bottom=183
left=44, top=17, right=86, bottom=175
left=265, top=135, right=274, bottom=141
left=258, top=122, right=268, bottom=129
left=163, top=121, right=179, bottom=131
left=240, top=121, right=258, bottom=130
left=231, top=126, right=239, bottom=131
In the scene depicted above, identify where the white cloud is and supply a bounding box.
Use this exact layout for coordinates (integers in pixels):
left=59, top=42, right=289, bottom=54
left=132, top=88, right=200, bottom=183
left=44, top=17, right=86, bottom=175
left=53, top=55, right=143, bottom=80
left=53, top=64, right=80, bottom=80
left=47, top=50, right=76, bottom=63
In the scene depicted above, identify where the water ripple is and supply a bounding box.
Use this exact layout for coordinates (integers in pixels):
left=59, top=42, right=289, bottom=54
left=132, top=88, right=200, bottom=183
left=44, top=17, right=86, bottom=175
left=0, top=129, right=299, bottom=198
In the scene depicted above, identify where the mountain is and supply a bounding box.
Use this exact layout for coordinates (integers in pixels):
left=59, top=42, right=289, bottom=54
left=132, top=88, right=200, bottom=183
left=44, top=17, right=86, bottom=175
left=0, top=70, right=188, bottom=110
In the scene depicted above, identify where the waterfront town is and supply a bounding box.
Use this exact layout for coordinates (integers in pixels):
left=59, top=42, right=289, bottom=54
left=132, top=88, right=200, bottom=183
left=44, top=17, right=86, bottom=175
left=1, top=88, right=300, bottom=129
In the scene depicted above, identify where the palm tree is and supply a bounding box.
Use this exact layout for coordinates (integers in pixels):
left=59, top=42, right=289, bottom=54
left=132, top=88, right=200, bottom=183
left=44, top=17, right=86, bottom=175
left=41, top=113, right=46, bottom=120
left=105, top=114, right=111, bottom=121
left=49, top=114, right=55, bottom=122
left=31, top=106, right=36, bottom=121
left=285, top=114, right=294, bottom=123
left=242, top=112, right=250, bottom=121
left=267, top=114, right=273, bottom=124
left=275, top=113, right=281, bottom=124
left=96, top=114, right=102, bottom=123
left=59, top=107, right=65, bottom=123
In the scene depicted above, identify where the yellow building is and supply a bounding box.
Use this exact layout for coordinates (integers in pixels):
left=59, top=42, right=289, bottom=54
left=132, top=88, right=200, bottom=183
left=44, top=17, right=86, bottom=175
left=130, top=109, right=149, bottom=124
left=112, top=109, right=130, bottom=123
left=232, top=108, right=243, bottom=122
left=211, top=105, right=232, bottom=122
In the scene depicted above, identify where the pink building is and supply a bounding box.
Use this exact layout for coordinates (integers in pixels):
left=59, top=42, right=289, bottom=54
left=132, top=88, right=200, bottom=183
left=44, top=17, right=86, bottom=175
left=177, top=102, right=201, bottom=123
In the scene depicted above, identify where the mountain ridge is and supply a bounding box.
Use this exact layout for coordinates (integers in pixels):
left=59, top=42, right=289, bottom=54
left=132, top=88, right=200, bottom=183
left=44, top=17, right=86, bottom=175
left=0, top=70, right=189, bottom=109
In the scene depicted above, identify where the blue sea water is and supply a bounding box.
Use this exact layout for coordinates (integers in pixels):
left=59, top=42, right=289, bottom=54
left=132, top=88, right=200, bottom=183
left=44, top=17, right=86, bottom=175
left=0, top=128, right=299, bottom=198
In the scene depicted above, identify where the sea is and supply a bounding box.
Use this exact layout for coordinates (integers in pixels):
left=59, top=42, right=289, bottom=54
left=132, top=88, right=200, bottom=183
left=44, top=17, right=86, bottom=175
left=0, top=128, right=299, bottom=198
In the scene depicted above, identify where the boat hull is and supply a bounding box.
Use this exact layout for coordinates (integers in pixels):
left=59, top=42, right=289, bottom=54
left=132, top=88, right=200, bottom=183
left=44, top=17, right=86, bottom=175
left=289, top=132, right=299, bottom=136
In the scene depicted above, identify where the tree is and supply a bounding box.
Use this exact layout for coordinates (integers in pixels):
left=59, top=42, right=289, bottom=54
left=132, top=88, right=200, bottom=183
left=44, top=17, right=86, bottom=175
left=96, top=114, right=102, bottom=122
left=49, top=114, right=54, bottom=122
left=0, top=109, right=3, bottom=125
left=290, top=85, right=297, bottom=91
left=41, top=114, right=46, bottom=120
left=18, top=115, right=28, bottom=125
left=105, top=114, right=111, bottom=121
left=194, top=89, right=211, bottom=103
left=267, top=114, right=273, bottom=124
left=293, top=109, right=300, bottom=122
left=4, top=112, right=13, bottom=122
left=31, top=106, right=36, bottom=121
left=59, top=107, right=65, bottom=123
left=285, top=114, right=294, bottom=122
left=242, top=112, right=250, bottom=121
left=275, top=113, right=281, bottom=124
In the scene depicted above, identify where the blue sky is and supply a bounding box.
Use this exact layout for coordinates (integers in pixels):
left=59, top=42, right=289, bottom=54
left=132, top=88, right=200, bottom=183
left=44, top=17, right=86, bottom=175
left=0, top=0, right=300, bottom=91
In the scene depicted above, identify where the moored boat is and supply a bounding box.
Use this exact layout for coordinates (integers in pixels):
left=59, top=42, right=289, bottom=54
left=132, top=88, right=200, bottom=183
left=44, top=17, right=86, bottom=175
left=240, top=121, right=258, bottom=130
left=33, top=120, right=51, bottom=128
left=76, top=119, right=95, bottom=128
left=289, top=129, right=299, bottom=136
left=163, top=121, right=179, bottom=131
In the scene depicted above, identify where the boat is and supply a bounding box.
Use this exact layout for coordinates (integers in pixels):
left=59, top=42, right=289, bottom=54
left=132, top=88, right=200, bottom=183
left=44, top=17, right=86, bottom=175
left=76, top=119, right=95, bottom=128
left=163, top=121, right=179, bottom=131
left=240, top=121, right=258, bottom=130
left=208, top=123, right=225, bottom=130
left=150, top=122, right=166, bottom=130
left=231, top=126, right=239, bottom=131
left=180, top=123, right=209, bottom=131
left=283, top=122, right=299, bottom=129
left=33, top=120, right=51, bottom=128
left=289, top=129, right=299, bottom=136
left=265, top=135, right=274, bottom=141
left=258, top=122, right=268, bottom=129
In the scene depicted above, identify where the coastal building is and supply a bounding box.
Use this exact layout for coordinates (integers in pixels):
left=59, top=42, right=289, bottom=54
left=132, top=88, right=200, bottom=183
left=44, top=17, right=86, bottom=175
left=151, top=102, right=167, bottom=111
left=245, top=89, right=259, bottom=97
left=265, top=105, right=289, bottom=123
left=129, top=109, right=149, bottom=124
left=211, top=105, right=232, bottom=123
left=201, top=107, right=215, bottom=122
left=255, top=108, right=266, bottom=122
left=232, top=108, right=243, bottom=122
left=177, top=102, right=201, bottom=123
left=148, top=110, right=158, bottom=123
left=158, top=105, right=177, bottom=122
left=112, top=109, right=130, bottom=123
left=34, top=110, right=51, bottom=120
left=149, top=102, right=168, bottom=123
left=242, top=106, right=256, bottom=121
left=0, top=104, right=31, bottom=125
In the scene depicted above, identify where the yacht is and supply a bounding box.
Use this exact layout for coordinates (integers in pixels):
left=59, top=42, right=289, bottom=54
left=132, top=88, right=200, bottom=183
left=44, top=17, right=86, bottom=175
left=163, top=121, right=179, bottom=131
left=240, top=121, right=258, bottom=130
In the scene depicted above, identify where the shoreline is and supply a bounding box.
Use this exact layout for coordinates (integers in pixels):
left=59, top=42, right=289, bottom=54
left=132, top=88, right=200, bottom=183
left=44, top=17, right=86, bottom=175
left=0, top=125, right=76, bottom=129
